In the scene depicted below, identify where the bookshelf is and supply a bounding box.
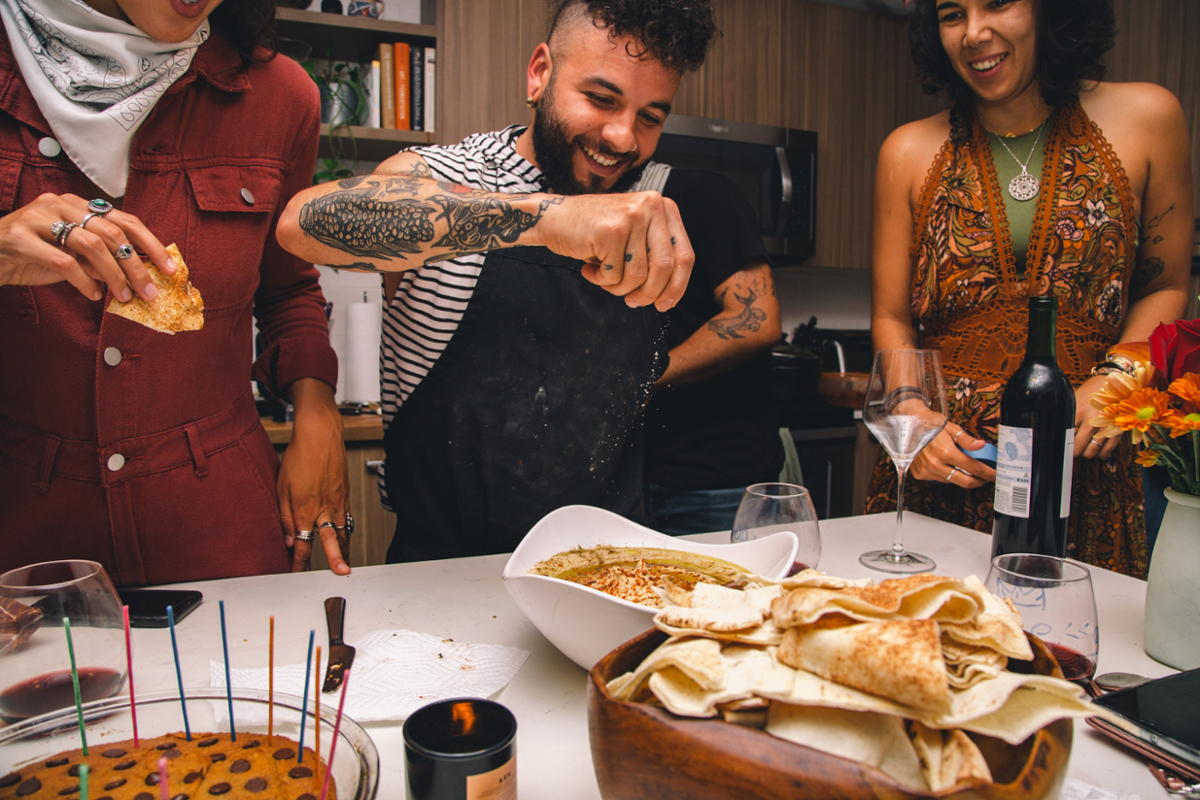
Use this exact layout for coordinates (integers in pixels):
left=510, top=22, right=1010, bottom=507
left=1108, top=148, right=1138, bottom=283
left=275, top=8, right=438, bottom=163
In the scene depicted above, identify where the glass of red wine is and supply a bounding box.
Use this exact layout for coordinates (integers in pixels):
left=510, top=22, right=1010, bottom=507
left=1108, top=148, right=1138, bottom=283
left=730, top=483, right=821, bottom=575
left=984, top=553, right=1099, bottom=683
left=0, top=560, right=128, bottom=724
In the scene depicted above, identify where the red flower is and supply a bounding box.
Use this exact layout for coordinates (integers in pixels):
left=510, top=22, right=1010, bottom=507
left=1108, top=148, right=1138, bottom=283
left=1149, top=319, right=1200, bottom=382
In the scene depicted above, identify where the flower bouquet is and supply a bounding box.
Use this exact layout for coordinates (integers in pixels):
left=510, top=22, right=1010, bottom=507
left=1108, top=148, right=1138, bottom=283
left=1089, top=320, right=1200, bottom=497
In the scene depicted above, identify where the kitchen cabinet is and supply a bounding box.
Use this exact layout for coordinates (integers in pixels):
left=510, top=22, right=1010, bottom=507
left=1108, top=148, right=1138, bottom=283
left=261, top=415, right=396, bottom=569
left=275, top=7, right=440, bottom=162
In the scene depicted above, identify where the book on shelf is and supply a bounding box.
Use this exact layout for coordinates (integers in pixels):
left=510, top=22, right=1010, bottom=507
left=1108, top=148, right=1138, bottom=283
left=423, top=47, right=435, bottom=134
left=377, top=43, right=395, bottom=129
left=368, top=60, right=381, bottom=128
left=409, top=45, right=424, bottom=132
left=394, top=42, right=410, bottom=131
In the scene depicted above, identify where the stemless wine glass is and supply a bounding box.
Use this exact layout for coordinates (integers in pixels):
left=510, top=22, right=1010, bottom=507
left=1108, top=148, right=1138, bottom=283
left=731, top=483, right=821, bottom=576
left=985, top=554, right=1099, bottom=683
left=860, top=349, right=947, bottom=573
left=0, top=560, right=127, bottom=723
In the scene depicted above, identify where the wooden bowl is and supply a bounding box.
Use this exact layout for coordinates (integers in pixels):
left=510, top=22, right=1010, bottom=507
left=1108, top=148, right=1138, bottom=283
left=588, top=629, right=1072, bottom=800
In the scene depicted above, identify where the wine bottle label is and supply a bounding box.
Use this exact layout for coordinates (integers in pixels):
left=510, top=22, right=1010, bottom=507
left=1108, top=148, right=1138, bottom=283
left=1061, top=427, right=1075, bottom=518
left=466, top=755, right=516, bottom=800
left=995, top=425, right=1033, bottom=518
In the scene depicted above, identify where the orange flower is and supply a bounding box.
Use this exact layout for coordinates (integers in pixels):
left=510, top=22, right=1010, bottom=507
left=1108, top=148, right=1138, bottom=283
left=1165, top=410, right=1200, bottom=438
left=1088, top=363, right=1157, bottom=440
left=1168, top=374, right=1200, bottom=413
left=1106, top=388, right=1172, bottom=444
left=1135, top=448, right=1161, bottom=468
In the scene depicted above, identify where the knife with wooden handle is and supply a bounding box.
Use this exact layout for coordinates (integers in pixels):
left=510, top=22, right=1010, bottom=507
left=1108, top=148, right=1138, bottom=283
left=322, top=596, right=355, bottom=693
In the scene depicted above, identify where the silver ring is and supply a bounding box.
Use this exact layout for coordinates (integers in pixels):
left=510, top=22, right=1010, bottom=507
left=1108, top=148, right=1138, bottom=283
left=946, top=468, right=957, bottom=482
left=319, top=521, right=337, bottom=530
left=344, top=512, right=354, bottom=537
left=54, top=221, right=78, bottom=246
left=114, top=244, right=135, bottom=260
left=953, top=430, right=966, bottom=443
left=294, top=530, right=314, bottom=542
left=87, top=198, right=115, bottom=215
left=50, top=220, right=68, bottom=240
left=80, top=212, right=101, bottom=229
left=1089, top=437, right=1103, bottom=447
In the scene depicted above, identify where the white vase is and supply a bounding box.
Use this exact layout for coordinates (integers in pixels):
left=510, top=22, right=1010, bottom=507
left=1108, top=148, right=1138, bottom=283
left=1143, top=487, right=1200, bottom=670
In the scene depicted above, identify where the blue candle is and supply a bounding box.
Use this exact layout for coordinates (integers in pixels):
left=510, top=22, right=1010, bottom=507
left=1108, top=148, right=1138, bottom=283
left=298, top=630, right=315, bottom=763
left=166, top=606, right=191, bottom=741
left=219, top=600, right=236, bottom=742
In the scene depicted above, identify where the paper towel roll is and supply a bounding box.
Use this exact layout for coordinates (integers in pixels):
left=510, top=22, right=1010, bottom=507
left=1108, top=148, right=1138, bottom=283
left=343, top=301, right=382, bottom=403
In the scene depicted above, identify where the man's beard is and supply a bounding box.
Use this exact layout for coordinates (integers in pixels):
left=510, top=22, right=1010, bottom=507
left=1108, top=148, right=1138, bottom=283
left=531, top=84, right=648, bottom=196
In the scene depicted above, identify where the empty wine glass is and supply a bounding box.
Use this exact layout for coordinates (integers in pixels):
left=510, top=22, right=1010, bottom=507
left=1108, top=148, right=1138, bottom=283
left=861, top=349, right=947, bottom=573
left=731, top=483, right=821, bottom=576
left=985, top=554, right=1099, bottom=683
left=0, top=560, right=127, bottom=723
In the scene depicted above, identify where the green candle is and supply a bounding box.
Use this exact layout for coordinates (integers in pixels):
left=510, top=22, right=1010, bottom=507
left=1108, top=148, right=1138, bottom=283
left=79, top=764, right=89, bottom=800
left=62, top=617, right=89, bottom=756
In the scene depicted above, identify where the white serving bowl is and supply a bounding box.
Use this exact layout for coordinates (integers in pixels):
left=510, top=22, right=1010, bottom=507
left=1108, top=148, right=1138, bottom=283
left=502, top=505, right=798, bottom=670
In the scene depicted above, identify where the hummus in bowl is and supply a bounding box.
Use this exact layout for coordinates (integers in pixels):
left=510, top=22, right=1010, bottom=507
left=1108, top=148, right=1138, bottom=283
left=502, top=506, right=798, bottom=670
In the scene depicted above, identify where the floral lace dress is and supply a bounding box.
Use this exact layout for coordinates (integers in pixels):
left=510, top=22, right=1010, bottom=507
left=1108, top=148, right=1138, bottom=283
left=865, top=101, right=1149, bottom=578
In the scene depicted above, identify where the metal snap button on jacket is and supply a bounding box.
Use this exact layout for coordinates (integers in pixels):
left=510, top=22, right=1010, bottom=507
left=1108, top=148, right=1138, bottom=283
left=107, top=453, right=126, bottom=472
left=38, top=137, right=62, bottom=158
left=103, top=347, right=123, bottom=366
left=240, top=187, right=255, bottom=205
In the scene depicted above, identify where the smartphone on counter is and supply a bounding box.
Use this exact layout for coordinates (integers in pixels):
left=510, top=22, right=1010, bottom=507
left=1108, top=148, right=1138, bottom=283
left=1089, top=668, right=1200, bottom=782
left=117, top=588, right=203, bottom=628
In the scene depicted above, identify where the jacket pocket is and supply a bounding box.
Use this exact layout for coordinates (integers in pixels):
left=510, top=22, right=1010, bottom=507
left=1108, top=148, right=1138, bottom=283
left=184, top=164, right=287, bottom=313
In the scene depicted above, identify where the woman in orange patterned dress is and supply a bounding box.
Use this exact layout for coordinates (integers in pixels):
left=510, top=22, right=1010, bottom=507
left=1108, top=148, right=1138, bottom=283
left=866, top=0, right=1193, bottom=577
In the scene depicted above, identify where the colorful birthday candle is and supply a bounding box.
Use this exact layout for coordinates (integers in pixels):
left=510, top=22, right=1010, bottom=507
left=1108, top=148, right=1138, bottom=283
left=298, top=630, right=315, bottom=763
left=219, top=600, right=236, bottom=742
left=166, top=605, right=191, bottom=741
left=79, top=764, right=89, bottom=800
left=122, top=605, right=139, bottom=747
left=319, top=669, right=350, bottom=800
left=62, top=617, right=88, bottom=756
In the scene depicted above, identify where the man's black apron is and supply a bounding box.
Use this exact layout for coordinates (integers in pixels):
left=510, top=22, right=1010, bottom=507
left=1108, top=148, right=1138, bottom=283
left=384, top=246, right=668, bottom=562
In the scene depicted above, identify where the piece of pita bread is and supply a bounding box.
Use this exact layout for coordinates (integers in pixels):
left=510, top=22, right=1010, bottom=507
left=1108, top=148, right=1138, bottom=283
left=647, top=645, right=794, bottom=718
left=940, top=577, right=1033, bottom=660
left=778, top=619, right=953, bottom=713
left=908, top=722, right=993, bottom=791
left=654, top=584, right=781, bottom=633
left=607, top=636, right=725, bottom=702
left=105, top=244, right=203, bottom=334
left=771, top=574, right=988, bottom=629
left=766, top=703, right=928, bottom=792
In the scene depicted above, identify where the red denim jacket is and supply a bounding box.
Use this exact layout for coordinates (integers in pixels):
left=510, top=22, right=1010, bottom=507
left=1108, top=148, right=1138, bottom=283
left=0, top=28, right=337, bottom=586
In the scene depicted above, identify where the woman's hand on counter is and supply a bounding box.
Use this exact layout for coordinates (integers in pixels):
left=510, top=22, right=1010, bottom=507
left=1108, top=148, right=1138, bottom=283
left=910, top=424, right=997, bottom=489
left=279, top=379, right=351, bottom=575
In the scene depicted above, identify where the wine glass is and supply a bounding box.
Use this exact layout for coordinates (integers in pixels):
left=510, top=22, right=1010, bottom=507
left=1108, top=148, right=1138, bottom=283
left=860, top=349, right=947, bottom=573
left=985, top=554, right=1099, bottom=683
left=731, top=483, right=821, bottom=576
left=0, top=560, right=128, bottom=723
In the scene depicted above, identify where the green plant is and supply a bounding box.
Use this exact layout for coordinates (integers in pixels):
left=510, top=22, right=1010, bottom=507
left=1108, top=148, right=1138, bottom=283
left=303, top=59, right=369, bottom=183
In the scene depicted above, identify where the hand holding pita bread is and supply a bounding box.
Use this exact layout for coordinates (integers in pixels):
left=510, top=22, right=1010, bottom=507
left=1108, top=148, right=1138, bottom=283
left=0, top=191, right=175, bottom=304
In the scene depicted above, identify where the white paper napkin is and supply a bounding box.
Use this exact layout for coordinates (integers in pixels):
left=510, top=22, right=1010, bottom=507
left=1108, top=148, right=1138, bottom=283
left=209, top=630, right=531, bottom=723
left=1059, top=777, right=1141, bottom=800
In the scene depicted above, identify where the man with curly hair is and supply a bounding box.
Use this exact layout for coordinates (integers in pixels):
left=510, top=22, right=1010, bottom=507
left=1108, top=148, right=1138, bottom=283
left=277, top=0, right=720, bottom=561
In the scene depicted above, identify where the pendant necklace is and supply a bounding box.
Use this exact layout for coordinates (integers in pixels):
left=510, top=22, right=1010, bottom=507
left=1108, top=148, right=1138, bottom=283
left=984, top=116, right=1049, bottom=202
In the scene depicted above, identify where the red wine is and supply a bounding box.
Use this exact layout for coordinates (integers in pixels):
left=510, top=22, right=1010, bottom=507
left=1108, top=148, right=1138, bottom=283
left=992, top=296, right=1075, bottom=560
left=1045, top=642, right=1096, bottom=683
left=786, top=562, right=812, bottom=577
left=0, top=667, right=124, bottom=723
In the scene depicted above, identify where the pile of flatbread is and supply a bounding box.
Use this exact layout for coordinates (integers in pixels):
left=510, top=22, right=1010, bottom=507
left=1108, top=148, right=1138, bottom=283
left=105, top=243, right=203, bottom=334
left=607, top=571, right=1108, bottom=793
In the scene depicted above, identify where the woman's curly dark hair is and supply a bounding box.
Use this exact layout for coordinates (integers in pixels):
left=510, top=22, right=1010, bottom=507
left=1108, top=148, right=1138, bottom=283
left=547, top=0, right=719, bottom=73
left=209, top=0, right=280, bottom=65
left=908, top=0, right=1116, bottom=137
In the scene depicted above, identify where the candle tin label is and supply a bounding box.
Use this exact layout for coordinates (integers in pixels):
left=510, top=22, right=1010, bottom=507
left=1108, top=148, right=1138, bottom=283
left=466, top=755, right=515, bottom=800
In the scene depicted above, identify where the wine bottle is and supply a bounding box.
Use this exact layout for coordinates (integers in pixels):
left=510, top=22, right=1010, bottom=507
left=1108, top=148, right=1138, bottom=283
left=992, top=296, right=1076, bottom=559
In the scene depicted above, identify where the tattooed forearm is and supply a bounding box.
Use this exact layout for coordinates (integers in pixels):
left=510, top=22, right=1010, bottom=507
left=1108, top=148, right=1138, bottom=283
left=1145, top=202, right=1175, bottom=245
left=1131, top=255, right=1165, bottom=295
left=324, top=262, right=389, bottom=273
left=709, top=287, right=768, bottom=339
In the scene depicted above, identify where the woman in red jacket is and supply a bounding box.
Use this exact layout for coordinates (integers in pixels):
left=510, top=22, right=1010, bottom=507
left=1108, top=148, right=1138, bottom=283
left=0, top=0, right=351, bottom=585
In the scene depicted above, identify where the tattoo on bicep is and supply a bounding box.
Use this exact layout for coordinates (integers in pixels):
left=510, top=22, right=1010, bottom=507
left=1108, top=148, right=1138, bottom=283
left=324, top=261, right=389, bottom=273
left=299, top=180, right=437, bottom=259
left=708, top=287, right=767, bottom=340
left=1131, top=255, right=1166, bottom=295
left=428, top=193, right=542, bottom=251
left=1145, top=202, right=1175, bottom=245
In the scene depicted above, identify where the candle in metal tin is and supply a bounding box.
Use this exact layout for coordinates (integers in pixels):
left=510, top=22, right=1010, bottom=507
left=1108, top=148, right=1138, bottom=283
left=403, top=698, right=517, bottom=800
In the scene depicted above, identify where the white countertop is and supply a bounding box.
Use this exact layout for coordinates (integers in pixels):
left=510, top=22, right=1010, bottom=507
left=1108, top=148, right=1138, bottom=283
left=49, top=513, right=1179, bottom=798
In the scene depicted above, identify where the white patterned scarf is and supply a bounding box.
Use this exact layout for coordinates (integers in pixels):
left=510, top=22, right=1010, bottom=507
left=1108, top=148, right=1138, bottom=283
left=0, top=0, right=208, bottom=197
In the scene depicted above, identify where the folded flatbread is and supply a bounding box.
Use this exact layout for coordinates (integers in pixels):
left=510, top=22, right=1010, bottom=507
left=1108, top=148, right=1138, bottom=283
left=105, top=243, right=203, bottom=334
left=771, top=574, right=988, bottom=628
left=908, top=722, right=993, bottom=791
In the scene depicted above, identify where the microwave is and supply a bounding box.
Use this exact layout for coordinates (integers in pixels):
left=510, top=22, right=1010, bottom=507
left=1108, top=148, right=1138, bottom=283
left=653, top=114, right=817, bottom=264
